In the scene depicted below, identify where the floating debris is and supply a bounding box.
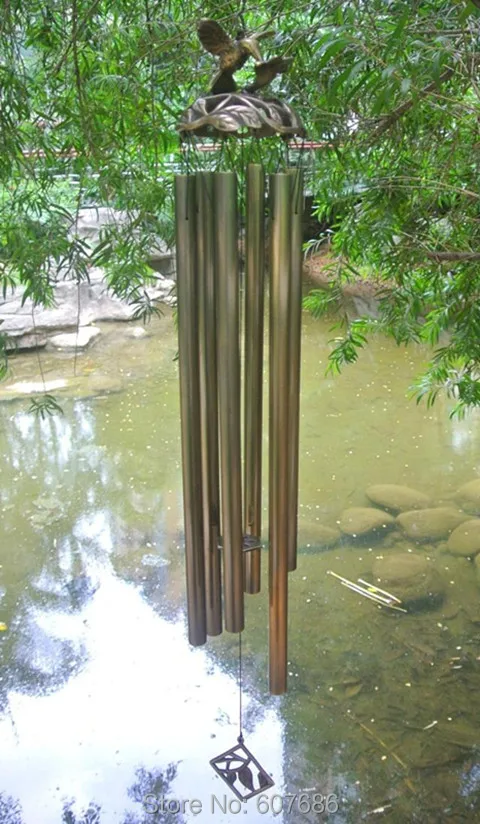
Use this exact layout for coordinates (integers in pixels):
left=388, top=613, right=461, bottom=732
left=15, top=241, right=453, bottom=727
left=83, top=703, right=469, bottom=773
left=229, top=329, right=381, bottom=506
left=363, top=805, right=393, bottom=818
left=422, top=720, right=438, bottom=730
left=327, top=570, right=407, bottom=613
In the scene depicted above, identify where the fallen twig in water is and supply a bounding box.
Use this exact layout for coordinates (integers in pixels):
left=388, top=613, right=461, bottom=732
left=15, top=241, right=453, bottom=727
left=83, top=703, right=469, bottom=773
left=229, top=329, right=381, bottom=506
left=327, top=570, right=407, bottom=613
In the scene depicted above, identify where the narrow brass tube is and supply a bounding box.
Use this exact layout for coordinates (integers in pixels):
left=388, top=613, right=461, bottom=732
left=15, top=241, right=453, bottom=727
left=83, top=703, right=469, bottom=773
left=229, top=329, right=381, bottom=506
left=175, top=174, right=206, bottom=646
left=197, top=172, right=222, bottom=636
left=214, top=172, right=244, bottom=633
left=287, top=168, right=304, bottom=573
left=268, top=174, right=291, bottom=694
left=243, top=164, right=265, bottom=594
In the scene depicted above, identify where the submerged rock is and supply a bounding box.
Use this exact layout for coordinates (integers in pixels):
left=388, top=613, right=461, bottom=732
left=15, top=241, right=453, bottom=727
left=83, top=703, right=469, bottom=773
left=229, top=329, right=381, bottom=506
left=339, top=507, right=395, bottom=538
left=454, top=479, right=480, bottom=515
left=396, top=507, right=469, bottom=542
left=299, top=522, right=341, bottom=550
left=446, top=520, right=480, bottom=557
left=29, top=492, right=65, bottom=529
left=372, top=552, right=445, bottom=611
left=125, top=326, right=150, bottom=339
left=365, top=483, right=431, bottom=513
left=33, top=493, right=63, bottom=511
left=0, top=378, right=68, bottom=400
left=30, top=510, right=64, bottom=529
left=475, top=554, right=480, bottom=584
left=48, top=326, right=101, bottom=350
left=141, top=554, right=170, bottom=568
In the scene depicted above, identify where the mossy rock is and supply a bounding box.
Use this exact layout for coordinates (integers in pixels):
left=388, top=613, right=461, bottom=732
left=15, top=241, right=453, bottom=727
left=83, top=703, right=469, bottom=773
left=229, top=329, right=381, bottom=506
left=33, top=493, right=62, bottom=511
left=299, top=522, right=341, bottom=551
left=339, top=507, right=395, bottom=538
left=396, top=507, right=469, bottom=542
left=365, top=483, right=431, bottom=513
left=475, top=553, right=480, bottom=584
left=446, top=520, right=480, bottom=557
left=454, top=479, right=480, bottom=515
left=372, top=552, right=445, bottom=611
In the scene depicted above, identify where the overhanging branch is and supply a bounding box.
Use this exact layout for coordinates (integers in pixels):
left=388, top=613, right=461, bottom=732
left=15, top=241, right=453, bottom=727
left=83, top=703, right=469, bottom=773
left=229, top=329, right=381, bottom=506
left=426, top=250, right=480, bottom=262
left=369, top=66, right=455, bottom=142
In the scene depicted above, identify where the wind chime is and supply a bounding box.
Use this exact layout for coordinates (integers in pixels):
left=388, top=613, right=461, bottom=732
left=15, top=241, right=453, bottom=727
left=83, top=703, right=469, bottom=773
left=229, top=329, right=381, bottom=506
left=175, top=19, right=305, bottom=800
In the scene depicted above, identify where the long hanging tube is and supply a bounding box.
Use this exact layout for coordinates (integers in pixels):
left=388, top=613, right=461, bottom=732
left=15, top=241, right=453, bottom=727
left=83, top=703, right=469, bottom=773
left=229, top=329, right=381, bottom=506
left=214, top=172, right=244, bottom=633
left=175, top=174, right=206, bottom=646
left=197, top=172, right=222, bottom=636
left=243, top=164, right=265, bottom=595
left=268, top=173, right=292, bottom=694
left=287, top=168, right=304, bottom=572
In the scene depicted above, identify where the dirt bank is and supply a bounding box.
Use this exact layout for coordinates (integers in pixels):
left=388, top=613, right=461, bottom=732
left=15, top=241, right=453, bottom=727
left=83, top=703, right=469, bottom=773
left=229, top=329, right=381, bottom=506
left=303, top=249, right=386, bottom=302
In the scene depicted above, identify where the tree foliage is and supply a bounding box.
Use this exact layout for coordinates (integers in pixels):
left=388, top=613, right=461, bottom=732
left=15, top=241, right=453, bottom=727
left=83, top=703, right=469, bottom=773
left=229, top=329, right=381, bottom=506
left=1, top=1, right=480, bottom=412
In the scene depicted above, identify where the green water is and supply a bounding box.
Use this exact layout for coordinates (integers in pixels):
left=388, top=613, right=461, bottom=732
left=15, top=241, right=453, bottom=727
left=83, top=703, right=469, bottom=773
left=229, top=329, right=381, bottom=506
left=1, top=311, right=480, bottom=823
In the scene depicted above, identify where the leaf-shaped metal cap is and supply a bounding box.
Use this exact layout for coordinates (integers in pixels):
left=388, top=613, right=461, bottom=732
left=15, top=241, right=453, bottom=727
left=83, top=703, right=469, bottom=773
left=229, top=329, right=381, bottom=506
left=177, top=92, right=305, bottom=139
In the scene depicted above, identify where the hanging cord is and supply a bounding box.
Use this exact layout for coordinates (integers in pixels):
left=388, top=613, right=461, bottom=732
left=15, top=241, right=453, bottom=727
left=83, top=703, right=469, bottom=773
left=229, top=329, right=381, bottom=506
left=292, top=135, right=306, bottom=216
left=238, top=631, right=244, bottom=744
left=238, top=0, right=247, bottom=36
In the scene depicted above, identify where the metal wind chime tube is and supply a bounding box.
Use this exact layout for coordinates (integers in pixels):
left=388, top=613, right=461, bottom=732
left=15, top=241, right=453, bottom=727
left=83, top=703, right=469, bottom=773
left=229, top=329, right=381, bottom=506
left=175, top=174, right=207, bottom=647
left=196, top=172, right=222, bottom=637
left=214, top=172, right=245, bottom=634
left=269, top=173, right=293, bottom=695
left=243, top=164, right=265, bottom=595
left=287, top=167, right=304, bottom=573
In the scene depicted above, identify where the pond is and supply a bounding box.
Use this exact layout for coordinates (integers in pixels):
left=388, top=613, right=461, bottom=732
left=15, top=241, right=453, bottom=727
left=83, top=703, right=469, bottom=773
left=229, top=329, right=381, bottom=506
left=1, top=308, right=480, bottom=823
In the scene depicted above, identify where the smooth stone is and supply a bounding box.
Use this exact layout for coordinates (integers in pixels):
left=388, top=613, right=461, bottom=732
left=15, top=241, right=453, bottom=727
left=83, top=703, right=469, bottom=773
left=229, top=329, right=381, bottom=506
left=48, top=326, right=101, bottom=350
left=30, top=510, right=64, bottom=529
left=396, top=507, right=469, bottom=542
left=339, top=507, right=395, bottom=538
left=446, top=520, right=480, bottom=557
left=82, top=375, right=123, bottom=398
left=128, top=489, right=162, bottom=514
left=33, top=494, right=62, bottom=511
left=126, top=326, right=150, bottom=339
left=372, top=552, right=445, bottom=611
left=475, top=554, right=480, bottom=584
left=0, top=378, right=68, bottom=400
left=5, top=332, right=48, bottom=351
left=299, top=522, right=341, bottom=550
left=365, top=484, right=431, bottom=513
left=454, top=479, right=480, bottom=515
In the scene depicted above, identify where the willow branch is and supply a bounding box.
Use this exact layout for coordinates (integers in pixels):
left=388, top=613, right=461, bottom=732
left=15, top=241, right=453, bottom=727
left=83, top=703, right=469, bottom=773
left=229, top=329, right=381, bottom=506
left=369, top=66, right=455, bottom=142
left=426, top=250, right=480, bottom=262
left=53, top=0, right=102, bottom=75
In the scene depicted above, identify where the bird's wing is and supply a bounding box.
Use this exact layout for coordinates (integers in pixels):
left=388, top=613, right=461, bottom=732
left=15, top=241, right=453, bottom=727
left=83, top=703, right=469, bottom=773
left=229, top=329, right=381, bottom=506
left=197, top=19, right=234, bottom=55
left=249, top=57, right=293, bottom=90
left=253, top=29, right=276, bottom=41
left=255, top=56, right=292, bottom=77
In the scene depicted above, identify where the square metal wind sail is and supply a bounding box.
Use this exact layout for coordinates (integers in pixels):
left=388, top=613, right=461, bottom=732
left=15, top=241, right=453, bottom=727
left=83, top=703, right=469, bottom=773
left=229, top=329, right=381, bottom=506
left=210, top=737, right=275, bottom=801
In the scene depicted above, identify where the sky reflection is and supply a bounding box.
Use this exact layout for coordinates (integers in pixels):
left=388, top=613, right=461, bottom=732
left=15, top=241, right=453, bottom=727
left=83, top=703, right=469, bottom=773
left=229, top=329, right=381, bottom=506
left=0, top=567, right=284, bottom=824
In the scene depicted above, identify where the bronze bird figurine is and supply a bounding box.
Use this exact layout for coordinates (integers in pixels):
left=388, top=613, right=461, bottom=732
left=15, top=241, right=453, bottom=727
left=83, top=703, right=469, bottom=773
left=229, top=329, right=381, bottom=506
left=197, top=19, right=274, bottom=95
left=245, top=56, right=293, bottom=93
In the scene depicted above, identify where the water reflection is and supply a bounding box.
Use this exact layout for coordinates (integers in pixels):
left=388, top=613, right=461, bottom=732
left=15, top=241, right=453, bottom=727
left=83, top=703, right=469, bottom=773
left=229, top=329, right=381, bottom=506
left=1, top=317, right=480, bottom=821
left=0, top=762, right=185, bottom=824
left=0, top=553, right=284, bottom=823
